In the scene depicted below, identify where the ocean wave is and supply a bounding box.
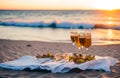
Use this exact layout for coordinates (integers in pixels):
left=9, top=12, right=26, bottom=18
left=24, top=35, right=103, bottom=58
left=0, top=21, right=120, bottom=30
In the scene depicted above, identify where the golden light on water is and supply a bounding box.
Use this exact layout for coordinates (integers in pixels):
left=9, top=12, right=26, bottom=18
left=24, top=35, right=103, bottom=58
left=108, top=17, right=112, bottom=20
left=107, top=21, right=113, bottom=24
left=107, top=17, right=113, bottom=24
left=107, top=29, right=113, bottom=39
left=106, top=29, right=114, bottom=44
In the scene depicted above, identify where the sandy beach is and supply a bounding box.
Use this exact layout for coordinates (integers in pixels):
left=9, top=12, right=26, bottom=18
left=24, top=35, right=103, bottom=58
left=0, top=39, right=120, bottom=78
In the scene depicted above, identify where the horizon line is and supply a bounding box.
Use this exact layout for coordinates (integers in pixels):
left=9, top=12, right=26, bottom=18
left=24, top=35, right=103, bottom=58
left=0, top=9, right=119, bottom=11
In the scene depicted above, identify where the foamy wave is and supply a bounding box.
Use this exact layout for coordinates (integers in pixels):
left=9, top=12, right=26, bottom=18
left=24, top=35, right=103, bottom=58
left=0, top=21, right=120, bottom=29
left=94, top=24, right=120, bottom=30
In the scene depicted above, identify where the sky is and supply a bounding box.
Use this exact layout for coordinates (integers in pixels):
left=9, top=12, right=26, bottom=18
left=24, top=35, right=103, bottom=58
left=0, top=0, right=120, bottom=10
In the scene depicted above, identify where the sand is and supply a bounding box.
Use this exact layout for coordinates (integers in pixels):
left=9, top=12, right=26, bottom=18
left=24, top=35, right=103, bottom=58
left=0, top=39, right=120, bottom=78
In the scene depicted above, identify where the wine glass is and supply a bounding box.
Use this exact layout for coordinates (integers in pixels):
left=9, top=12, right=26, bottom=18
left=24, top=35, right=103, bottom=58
left=70, top=26, right=78, bottom=45
left=84, top=29, right=92, bottom=50
left=79, top=33, right=86, bottom=48
left=84, top=33, right=92, bottom=50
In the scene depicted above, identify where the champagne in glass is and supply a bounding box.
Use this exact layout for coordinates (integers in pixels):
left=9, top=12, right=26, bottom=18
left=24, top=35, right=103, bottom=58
left=79, top=33, right=86, bottom=48
left=74, top=33, right=81, bottom=49
left=84, top=33, right=92, bottom=50
left=70, top=32, right=76, bottom=45
left=70, top=26, right=78, bottom=45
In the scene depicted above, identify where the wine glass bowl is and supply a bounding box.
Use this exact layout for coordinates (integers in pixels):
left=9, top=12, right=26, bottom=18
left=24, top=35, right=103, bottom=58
left=70, top=32, right=77, bottom=45
left=74, top=33, right=81, bottom=49
left=84, top=33, right=92, bottom=50
left=79, top=33, right=86, bottom=48
left=70, top=26, right=78, bottom=45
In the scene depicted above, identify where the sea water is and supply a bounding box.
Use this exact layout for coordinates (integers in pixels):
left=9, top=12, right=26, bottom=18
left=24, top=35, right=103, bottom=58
left=0, top=10, right=120, bottom=45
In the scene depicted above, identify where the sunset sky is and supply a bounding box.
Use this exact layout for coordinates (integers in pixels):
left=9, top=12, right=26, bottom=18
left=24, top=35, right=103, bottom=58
left=0, top=0, right=120, bottom=10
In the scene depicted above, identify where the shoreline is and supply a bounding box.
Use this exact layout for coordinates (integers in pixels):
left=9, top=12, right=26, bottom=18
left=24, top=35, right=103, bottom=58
left=1, top=26, right=120, bottom=46
left=0, top=39, right=120, bottom=78
left=0, top=38, right=120, bottom=46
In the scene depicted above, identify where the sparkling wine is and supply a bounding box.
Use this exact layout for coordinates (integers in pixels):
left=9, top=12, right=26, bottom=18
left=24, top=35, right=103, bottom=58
left=84, top=33, right=92, bottom=48
left=79, top=38, right=86, bottom=46
left=84, top=38, right=91, bottom=48
left=74, top=34, right=81, bottom=49
left=79, top=33, right=86, bottom=46
left=70, top=35, right=75, bottom=43
left=70, top=32, right=78, bottom=45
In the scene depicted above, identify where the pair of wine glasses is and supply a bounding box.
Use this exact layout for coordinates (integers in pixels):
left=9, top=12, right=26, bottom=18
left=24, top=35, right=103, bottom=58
left=70, top=27, right=92, bottom=50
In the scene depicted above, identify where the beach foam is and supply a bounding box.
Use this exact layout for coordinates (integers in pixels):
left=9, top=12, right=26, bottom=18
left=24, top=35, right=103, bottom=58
left=0, top=21, right=120, bottom=30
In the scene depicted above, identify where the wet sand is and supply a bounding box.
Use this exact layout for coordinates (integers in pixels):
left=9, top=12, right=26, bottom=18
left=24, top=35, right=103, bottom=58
left=0, top=39, right=120, bottom=78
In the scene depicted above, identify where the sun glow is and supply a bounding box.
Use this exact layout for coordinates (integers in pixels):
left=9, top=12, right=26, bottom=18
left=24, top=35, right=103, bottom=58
left=0, top=0, right=120, bottom=10
left=93, top=0, right=120, bottom=10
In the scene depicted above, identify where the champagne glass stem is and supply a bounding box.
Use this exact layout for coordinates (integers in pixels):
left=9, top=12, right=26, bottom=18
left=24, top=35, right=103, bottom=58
left=85, top=48, right=88, bottom=55
left=73, top=43, right=75, bottom=45
left=82, top=46, right=84, bottom=48
left=86, top=48, right=88, bottom=50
